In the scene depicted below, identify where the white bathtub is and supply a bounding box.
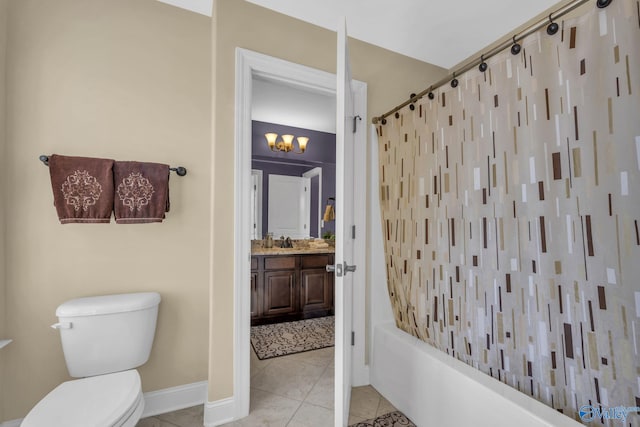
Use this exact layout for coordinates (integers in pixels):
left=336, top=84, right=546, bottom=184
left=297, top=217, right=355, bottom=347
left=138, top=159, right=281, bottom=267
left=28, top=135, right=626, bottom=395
left=370, top=322, right=582, bottom=427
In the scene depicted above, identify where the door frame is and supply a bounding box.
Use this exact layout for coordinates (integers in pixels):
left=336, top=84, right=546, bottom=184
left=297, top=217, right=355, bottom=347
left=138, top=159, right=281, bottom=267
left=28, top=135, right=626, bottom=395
left=233, top=48, right=368, bottom=420
left=250, top=169, right=263, bottom=240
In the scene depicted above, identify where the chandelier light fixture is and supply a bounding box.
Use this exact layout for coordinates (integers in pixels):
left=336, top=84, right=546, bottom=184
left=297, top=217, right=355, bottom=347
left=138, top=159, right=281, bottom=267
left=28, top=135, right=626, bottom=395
left=264, top=133, right=309, bottom=154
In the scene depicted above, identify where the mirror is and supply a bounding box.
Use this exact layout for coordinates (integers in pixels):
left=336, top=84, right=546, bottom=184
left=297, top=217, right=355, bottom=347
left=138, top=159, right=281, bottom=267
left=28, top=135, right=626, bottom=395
left=251, top=120, right=335, bottom=239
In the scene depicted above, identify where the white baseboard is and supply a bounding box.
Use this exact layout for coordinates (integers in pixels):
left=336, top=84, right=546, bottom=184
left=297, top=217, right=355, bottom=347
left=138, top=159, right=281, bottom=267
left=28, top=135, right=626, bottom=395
left=203, top=396, right=235, bottom=427
left=142, top=380, right=208, bottom=418
left=0, top=381, right=208, bottom=427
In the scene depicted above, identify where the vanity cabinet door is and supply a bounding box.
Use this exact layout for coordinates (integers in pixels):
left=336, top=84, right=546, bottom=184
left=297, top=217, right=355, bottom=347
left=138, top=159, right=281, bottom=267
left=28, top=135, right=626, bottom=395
left=250, top=271, right=260, bottom=319
left=263, top=270, right=297, bottom=317
left=300, top=268, right=332, bottom=314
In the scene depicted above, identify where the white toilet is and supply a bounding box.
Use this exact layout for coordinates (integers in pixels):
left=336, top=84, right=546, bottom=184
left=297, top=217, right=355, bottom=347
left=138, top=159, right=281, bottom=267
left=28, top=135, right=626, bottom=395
left=21, top=292, right=161, bottom=427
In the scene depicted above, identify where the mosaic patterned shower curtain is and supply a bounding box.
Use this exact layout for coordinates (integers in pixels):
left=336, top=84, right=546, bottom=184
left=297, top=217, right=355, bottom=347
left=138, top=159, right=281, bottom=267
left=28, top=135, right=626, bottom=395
left=377, top=0, right=640, bottom=422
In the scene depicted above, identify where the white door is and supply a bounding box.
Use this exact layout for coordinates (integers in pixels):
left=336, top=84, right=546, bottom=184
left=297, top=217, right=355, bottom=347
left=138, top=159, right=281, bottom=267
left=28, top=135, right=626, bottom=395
left=334, top=17, right=356, bottom=427
left=268, top=174, right=311, bottom=238
left=302, top=167, right=323, bottom=237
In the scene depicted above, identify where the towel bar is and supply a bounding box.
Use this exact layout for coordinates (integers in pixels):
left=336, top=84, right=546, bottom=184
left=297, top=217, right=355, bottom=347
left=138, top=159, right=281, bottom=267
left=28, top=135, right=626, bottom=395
left=38, top=155, right=187, bottom=176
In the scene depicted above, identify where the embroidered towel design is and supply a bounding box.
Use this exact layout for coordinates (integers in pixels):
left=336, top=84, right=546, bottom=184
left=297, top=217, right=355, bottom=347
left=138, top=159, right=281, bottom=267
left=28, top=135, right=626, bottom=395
left=113, top=161, right=170, bottom=224
left=48, top=155, right=115, bottom=224
left=61, top=170, right=103, bottom=212
left=117, top=172, right=155, bottom=212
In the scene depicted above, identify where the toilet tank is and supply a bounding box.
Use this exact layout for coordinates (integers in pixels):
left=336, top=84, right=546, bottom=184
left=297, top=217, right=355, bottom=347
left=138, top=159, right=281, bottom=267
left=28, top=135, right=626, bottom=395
left=54, top=292, right=161, bottom=378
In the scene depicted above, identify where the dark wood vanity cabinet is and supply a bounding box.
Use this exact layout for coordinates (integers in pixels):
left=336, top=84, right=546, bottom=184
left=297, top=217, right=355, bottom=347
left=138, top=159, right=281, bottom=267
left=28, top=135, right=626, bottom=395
left=250, top=257, right=260, bottom=320
left=299, top=255, right=333, bottom=314
left=263, top=270, right=297, bottom=317
left=250, top=271, right=259, bottom=319
left=251, top=253, right=334, bottom=325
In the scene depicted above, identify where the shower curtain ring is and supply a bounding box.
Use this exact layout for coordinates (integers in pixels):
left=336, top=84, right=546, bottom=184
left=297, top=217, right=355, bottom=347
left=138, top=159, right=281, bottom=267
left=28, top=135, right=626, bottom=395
left=409, top=92, right=416, bottom=110
left=546, top=14, right=559, bottom=35
left=450, top=72, right=459, bottom=88
left=597, top=0, right=612, bottom=8
left=428, top=86, right=435, bottom=100
left=479, top=55, right=488, bottom=72
left=511, top=35, right=521, bottom=55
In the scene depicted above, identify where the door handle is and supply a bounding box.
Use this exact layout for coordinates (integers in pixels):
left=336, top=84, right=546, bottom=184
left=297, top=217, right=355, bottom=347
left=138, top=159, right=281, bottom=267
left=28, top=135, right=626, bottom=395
left=326, top=263, right=343, bottom=276
left=326, top=262, right=356, bottom=277
left=344, top=262, right=356, bottom=273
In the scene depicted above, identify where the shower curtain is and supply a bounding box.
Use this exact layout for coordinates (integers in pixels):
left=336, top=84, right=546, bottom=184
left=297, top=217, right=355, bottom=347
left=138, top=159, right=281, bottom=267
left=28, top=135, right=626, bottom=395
left=377, top=0, right=640, bottom=422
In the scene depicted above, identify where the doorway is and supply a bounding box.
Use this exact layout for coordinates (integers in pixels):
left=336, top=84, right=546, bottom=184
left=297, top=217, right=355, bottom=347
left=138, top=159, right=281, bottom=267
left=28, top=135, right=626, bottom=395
left=233, top=48, right=368, bottom=423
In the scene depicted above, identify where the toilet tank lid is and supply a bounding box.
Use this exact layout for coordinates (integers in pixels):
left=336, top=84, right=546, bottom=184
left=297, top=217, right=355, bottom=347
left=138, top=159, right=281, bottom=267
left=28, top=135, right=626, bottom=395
left=56, top=292, right=161, bottom=317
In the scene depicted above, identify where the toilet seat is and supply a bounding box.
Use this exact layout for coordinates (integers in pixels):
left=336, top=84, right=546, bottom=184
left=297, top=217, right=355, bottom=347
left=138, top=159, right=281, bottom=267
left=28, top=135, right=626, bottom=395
left=21, top=370, right=144, bottom=427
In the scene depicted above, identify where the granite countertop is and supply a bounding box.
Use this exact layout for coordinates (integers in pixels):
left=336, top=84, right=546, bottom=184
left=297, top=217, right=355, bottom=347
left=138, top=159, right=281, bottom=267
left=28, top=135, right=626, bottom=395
left=251, top=238, right=335, bottom=256
left=252, top=247, right=335, bottom=256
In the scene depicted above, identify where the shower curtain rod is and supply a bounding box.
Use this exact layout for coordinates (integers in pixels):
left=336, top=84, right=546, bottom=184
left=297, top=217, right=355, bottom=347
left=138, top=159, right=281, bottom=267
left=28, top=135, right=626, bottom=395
left=372, top=0, right=599, bottom=125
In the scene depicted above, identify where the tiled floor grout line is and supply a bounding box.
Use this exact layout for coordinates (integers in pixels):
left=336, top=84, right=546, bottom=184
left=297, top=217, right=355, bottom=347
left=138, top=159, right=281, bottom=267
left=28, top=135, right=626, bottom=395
left=301, top=362, right=330, bottom=403
left=373, top=395, right=382, bottom=419
left=306, top=362, right=334, bottom=409
left=296, top=356, right=331, bottom=425
left=284, top=398, right=304, bottom=427
left=158, top=417, right=182, bottom=427
left=285, top=358, right=328, bottom=427
left=250, top=385, right=307, bottom=403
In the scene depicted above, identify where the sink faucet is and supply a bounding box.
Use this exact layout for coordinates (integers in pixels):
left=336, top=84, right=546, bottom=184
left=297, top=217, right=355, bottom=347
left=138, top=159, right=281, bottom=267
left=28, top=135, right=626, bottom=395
left=280, top=237, right=293, bottom=248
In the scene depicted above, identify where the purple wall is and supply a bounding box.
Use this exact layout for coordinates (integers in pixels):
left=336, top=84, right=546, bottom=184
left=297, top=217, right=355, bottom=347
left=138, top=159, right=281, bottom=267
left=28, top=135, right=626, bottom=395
left=252, top=120, right=336, bottom=238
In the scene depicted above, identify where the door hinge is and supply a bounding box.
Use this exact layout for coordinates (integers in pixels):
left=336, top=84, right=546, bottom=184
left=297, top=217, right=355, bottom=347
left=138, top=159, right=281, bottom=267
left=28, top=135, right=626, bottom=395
left=351, top=225, right=356, bottom=239
left=351, top=331, right=355, bottom=346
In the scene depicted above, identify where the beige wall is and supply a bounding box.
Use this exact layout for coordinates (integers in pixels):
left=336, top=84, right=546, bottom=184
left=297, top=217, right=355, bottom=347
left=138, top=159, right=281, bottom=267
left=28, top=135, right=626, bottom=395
left=449, top=0, right=570, bottom=71
left=0, top=0, right=446, bottom=417
left=2, top=0, right=211, bottom=421
left=209, top=0, right=446, bottom=400
left=0, top=0, right=7, bottom=423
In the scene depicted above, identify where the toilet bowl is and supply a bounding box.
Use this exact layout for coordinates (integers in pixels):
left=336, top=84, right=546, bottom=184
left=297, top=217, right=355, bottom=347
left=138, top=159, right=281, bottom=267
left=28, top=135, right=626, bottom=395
left=21, top=370, right=143, bottom=427
left=21, top=292, right=161, bottom=427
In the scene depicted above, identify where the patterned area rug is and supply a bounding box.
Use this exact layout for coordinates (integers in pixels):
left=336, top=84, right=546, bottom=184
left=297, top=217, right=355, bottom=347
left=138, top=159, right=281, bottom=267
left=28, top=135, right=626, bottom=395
left=349, top=411, right=416, bottom=427
left=250, top=316, right=334, bottom=360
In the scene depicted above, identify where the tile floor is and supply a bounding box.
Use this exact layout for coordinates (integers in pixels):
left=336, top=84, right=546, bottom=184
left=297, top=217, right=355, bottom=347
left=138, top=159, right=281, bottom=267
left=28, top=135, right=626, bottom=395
left=136, top=347, right=398, bottom=427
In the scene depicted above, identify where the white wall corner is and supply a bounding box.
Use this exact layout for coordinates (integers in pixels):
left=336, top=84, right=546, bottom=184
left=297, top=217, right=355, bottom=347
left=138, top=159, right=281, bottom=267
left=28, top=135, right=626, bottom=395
left=142, top=381, right=208, bottom=418
left=203, top=397, right=235, bottom=427
left=352, top=364, right=370, bottom=387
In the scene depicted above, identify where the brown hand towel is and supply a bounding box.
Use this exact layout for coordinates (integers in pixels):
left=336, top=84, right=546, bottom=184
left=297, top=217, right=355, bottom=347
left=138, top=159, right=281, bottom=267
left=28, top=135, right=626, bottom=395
left=48, top=154, right=115, bottom=224
left=323, top=204, right=335, bottom=222
left=113, top=161, right=170, bottom=224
